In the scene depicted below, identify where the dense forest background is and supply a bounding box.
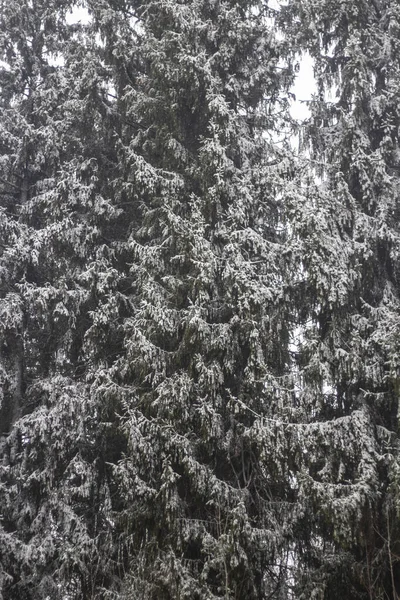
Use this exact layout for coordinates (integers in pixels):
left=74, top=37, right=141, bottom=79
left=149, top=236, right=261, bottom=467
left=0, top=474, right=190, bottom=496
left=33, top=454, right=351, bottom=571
left=1, top=0, right=400, bottom=598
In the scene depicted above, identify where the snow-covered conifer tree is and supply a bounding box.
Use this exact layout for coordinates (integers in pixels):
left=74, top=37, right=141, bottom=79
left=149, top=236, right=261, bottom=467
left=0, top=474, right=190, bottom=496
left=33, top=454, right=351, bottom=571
left=0, top=1, right=132, bottom=597
left=280, top=0, right=400, bottom=596
left=89, top=0, right=303, bottom=598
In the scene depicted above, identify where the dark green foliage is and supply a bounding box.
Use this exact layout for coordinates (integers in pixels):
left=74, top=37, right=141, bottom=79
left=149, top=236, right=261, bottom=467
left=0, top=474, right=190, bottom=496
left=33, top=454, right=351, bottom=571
left=0, top=1, right=128, bottom=597
left=2, top=0, right=400, bottom=598
left=0, top=0, right=299, bottom=598
left=89, top=1, right=300, bottom=598
left=280, top=0, right=400, bottom=597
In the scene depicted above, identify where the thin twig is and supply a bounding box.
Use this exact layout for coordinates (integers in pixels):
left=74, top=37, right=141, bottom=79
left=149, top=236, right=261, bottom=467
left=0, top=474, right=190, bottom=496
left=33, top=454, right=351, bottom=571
left=0, top=176, right=20, bottom=191
left=387, top=507, right=397, bottom=600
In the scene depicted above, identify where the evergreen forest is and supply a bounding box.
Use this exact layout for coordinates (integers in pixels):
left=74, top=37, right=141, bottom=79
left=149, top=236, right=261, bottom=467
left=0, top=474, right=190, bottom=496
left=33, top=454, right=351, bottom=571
left=1, top=0, right=400, bottom=598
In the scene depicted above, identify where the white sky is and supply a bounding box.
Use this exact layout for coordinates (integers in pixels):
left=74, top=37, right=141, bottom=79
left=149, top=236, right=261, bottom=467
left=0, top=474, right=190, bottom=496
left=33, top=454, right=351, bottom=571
left=291, top=54, right=316, bottom=121
left=66, top=5, right=91, bottom=25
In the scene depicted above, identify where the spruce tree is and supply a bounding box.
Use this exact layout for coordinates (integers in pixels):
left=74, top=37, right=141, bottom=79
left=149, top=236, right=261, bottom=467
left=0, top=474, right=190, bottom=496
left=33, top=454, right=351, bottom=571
left=0, top=1, right=130, bottom=597
left=85, top=0, right=301, bottom=598
left=281, top=0, right=400, bottom=597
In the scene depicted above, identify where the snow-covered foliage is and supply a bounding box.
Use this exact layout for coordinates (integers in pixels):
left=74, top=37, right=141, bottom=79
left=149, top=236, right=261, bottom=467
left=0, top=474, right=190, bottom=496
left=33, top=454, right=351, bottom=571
left=1, top=0, right=399, bottom=598
left=280, top=0, right=400, bottom=596
left=0, top=1, right=126, bottom=597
